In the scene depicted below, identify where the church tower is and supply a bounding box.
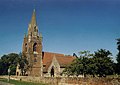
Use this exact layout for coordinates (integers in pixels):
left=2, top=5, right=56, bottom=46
left=22, top=9, right=43, bottom=76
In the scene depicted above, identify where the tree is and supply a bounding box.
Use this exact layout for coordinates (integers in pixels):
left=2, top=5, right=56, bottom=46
left=0, top=53, right=20, bottom=75
left=78, top=51, right=93, bottom=77
left=117, top=38, right=120, bottom=63
left=18, top=53, right=28, bottom=76
left=87, top=57, right=97, bottom=77
left=116, top=38, right=120, bottom=74
left=94, top=49, right=114, bottom=77
left=0, top=59, right=4, bottom=75
left=63, top=51, right=94, bottom=77
left=63, top=50, right=114, bottom=77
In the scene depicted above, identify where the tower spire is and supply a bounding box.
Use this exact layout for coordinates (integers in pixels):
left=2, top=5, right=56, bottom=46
left=28, top=9, right=38, bottom=37
left=30, top=9, right=37, bottom=26
left=21, top=9, right=43, bottom=76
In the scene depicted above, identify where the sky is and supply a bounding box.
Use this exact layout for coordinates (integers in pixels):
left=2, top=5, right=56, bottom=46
left=0, top=0, right=120, bottom=62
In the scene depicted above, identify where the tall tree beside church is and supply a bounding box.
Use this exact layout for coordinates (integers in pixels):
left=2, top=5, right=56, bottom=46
left=63, top=49, right=114, bottom=77
left=116, top=38, right=120, bottom=64
left=94, top=49, right=114, bottom=77
left=18, top=53, right=28, bottom=76
left=0, top=53, right=20, bottom=75
left=63, top=51, right=94, bottom=77
left=116, top=38, right=120, bottom=74
left=78, top=51, right=94, bottom=77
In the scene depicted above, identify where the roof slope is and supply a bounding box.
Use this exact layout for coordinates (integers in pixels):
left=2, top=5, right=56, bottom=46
left=42, top=52, right=75, bottom=72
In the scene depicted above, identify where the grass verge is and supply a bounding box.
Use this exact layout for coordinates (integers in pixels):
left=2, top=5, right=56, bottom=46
left=0, top=78, right=47, bottom=85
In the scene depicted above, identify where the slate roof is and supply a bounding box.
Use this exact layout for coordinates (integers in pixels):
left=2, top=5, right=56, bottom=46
left=42, top=52, right=75, bottom=72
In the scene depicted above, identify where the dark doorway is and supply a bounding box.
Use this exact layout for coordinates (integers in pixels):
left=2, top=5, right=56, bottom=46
left=50, top=66, right=54, bottom=77
left=17, top=72, right=19, bottom=76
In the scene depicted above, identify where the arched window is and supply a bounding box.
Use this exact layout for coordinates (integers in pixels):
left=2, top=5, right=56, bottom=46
left=34, top=26, right=37, bottom=32
left=33, top=43, right=37, bottom=52
left=25, top=43, right=27, bottom=52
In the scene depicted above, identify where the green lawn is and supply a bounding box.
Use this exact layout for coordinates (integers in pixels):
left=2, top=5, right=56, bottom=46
left=0, top=78, right=47, bottom=85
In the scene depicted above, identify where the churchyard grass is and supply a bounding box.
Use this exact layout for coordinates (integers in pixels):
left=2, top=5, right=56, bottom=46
left=0, top=78, right=47, bottom=85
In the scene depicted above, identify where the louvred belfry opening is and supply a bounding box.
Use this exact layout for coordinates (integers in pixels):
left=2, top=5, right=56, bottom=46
left=33, top=43, right=37, bottom=52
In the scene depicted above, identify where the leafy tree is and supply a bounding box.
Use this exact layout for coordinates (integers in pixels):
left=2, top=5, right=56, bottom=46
left=116, top=38, right=120, bottom=74
left=0, top=53, right=29, bottom=75
left=63, top=51, right=93, bottom=77
left=0, top=59, right=4, bottom=75
left=18, top=53, right=28, bottom=76
left=94, top=49, right=114, bottom=77
left=87, top=57, right=97, bottom=77
left=117, top=38, right=120, bottom=63
left=0, top=53, right=20, bottom=75
left=63, top=50, right=114, bottom=77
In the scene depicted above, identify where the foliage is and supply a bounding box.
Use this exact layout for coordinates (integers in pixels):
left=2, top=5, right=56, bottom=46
left=116, top=39, right=120, bottom=64
left=63, top=49, right=114, bottom=77
left=63, top=51, right=94, bottom=77
left=116, top=38, right=120, bottom=74
left=18, top=53, right=28, bottom=76
left=0, top=52, right=29, bottom=76
left=94, top=49, right=114, bottom=77
left=0, top=53, right=20, bottom=75
left=87, top=57, right=97, bottom=77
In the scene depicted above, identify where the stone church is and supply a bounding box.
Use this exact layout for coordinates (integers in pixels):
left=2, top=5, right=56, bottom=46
left=16, top=9, right=75, bottom=77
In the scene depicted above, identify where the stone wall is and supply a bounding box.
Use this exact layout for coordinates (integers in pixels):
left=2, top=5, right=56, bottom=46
left=1, top=76, right=120, bottom=85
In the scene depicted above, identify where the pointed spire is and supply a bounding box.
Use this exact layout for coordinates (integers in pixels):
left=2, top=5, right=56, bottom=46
left=30, top=9, right=37, bottom=26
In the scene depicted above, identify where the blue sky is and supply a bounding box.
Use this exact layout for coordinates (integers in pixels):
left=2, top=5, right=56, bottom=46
left=0, top=0, right=120, bottom=62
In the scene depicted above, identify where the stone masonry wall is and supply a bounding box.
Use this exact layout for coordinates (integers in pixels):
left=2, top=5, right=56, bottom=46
left=1, top=76, right=120, bottom=85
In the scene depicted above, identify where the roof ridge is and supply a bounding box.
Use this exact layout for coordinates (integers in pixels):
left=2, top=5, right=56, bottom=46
left=43, top=51, right=65, bottom=55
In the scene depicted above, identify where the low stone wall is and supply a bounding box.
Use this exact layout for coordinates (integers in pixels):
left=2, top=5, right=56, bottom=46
left=1, top=76, right=120, bottom=85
